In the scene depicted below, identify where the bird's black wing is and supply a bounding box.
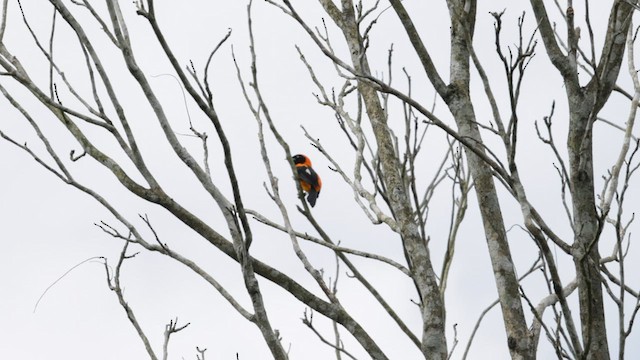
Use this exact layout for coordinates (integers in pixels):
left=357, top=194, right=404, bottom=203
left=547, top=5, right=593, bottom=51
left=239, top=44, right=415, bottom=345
left=297, top=166, right=319, bottom=189
left=297, top=166, right=320, bottom=207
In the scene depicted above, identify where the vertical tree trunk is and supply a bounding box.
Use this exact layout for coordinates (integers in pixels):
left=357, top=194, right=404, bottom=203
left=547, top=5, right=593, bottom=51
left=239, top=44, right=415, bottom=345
left=567, top=98, right=609, bottom=359
left=444, top=2, right=534, bottom=358
left=386, top=0, right=535, bottom=357
left=527, top=1, right=635, bottom=358
left=448, top=94, right=534, bottom=360
left=330, top=2, right=448, bottom=358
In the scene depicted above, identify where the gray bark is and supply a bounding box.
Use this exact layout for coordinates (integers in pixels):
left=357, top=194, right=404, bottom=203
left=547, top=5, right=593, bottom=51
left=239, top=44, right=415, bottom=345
left=389, top=0, right=534, bottom=358
left=530, top=1, right=635, bottom=358
left=319, top=1, right=449, bottom=358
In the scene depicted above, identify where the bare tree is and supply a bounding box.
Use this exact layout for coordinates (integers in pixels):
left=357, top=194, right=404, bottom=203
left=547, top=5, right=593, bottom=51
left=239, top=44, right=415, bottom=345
left=1, top=1, right=639, bottom=360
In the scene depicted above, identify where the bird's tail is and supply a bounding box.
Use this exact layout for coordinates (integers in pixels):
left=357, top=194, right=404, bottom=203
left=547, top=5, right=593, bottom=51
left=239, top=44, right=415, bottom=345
left=307, top=189, right=318, bottom=207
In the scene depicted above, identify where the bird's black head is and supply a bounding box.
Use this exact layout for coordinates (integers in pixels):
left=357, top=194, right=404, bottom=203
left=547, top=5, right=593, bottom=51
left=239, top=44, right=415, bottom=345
left=292, top=154, right=306, bottom=165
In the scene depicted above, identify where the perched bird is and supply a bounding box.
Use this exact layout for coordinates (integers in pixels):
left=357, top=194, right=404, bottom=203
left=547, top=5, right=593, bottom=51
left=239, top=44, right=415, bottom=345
left=292, top=154, right=322, bottom=207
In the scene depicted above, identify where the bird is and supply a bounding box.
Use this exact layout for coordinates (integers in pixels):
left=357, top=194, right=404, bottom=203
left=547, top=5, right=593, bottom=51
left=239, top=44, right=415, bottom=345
left=292, top=154, right=322, bottom=207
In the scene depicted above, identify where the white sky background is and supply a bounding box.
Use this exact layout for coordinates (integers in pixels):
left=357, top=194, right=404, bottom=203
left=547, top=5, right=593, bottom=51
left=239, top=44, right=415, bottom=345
left=0, top=1, right=639, bottom=359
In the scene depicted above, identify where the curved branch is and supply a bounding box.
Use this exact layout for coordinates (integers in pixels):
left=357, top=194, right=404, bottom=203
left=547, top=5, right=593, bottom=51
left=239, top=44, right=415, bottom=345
left=529, top=0, right=578, bottom=87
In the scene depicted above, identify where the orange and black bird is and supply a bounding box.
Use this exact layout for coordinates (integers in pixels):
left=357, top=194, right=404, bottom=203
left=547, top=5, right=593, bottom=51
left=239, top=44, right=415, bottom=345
left=293, top=154, right=322, bottom=207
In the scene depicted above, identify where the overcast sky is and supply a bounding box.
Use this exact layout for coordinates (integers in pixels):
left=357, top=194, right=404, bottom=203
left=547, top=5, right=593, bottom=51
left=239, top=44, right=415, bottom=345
left=1, top=1, right=639, bottom=359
